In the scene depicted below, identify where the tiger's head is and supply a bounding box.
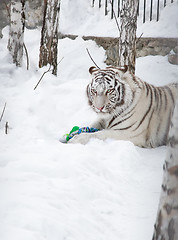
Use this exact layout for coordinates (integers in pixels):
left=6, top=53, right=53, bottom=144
left=87, top=65, right=132, bottom=115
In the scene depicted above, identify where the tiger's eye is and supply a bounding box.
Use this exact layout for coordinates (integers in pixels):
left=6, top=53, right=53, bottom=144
left=106, top=89, right=114, bottom=94
left=91, top=89, right=97, bottom=95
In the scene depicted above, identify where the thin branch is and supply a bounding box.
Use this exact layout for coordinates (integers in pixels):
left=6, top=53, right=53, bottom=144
left=109, top=0, right=121, bottom=33
left=136, top=32, right=143, bottom=43
left=0, top=103, right=7, bottom=122
left=56, top=56, right=64, bottom=67
left=34, top=57, right=64, bottom=90
left=86, top=48, right=100, bottom=69
left=34, top=64, right=52, bottom=90
left=23, top=43, right=29, bottom=70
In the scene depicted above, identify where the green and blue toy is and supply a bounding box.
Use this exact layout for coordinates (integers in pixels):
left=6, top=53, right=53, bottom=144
left=59, top=126, right=99, bottom=143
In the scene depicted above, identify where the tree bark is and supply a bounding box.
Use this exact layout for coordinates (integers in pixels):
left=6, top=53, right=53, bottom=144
left=118, top=0, right=138, bottom=74
left=39, top=0, right=60, bottom=76
left=7, top=0, right=25, bottom=67
left=153, top=100, right=178, bottom=240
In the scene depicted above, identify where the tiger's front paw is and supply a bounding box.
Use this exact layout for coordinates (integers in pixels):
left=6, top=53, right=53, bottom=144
left=68, top=133, right=92, bottom=145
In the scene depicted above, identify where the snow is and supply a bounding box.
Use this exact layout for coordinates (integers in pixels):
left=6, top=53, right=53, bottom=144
left=0, top=1, right=178, bottom=240
left=137, top=1, right=178, bottom=38
left=60, top=0, right=178, bottom=38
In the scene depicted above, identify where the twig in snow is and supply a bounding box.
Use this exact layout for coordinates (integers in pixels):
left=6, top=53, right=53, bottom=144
left=86, top=48, right=100, bottom=69
left=23, top=43, right=29, bottom=70
left=34, top=57, right=64, bottom=90
left=34, top=64, right=52, bottom=90
left=5, top=121, right=9, bottom=134
left=0, top=103, right=7, bottom=122
left=56, top=57, right=64, bottom=67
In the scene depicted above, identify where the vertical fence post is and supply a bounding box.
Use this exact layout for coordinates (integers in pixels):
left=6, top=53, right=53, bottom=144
left=164, top=0, right=166, bottom=7
left=111, top=0, right=114, bottom=19
left=92, top=0, right=95, bottom=7
left=105, top=0, right=108, bottom=15
left=118, top=0, right=120, bottom=17
left=99, top=0, right=101, bottom=8
left=150, top=0, right=153, bottom=21
left=137, top=0, right=139, bottom=16
left=143, top=0, right=146, bottom=23
left=157, top=0, right=160, bottom=21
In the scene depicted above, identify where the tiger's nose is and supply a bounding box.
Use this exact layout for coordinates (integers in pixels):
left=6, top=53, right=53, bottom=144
left=97, top=106, right=104, bottom=111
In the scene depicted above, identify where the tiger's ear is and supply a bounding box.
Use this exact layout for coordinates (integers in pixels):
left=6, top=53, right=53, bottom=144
left=115, top=65, right=128, bottom=79
left=89, top=66, right=98, bottom=75
left=120, top=65, right=128, bottom=73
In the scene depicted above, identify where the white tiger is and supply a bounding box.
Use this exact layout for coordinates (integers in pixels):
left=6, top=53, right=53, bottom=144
left=70, top=65, right=178, bottom=147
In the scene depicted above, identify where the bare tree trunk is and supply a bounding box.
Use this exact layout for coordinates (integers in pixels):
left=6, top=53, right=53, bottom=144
left=7, top=0, right=25, bottom=67
left=153, top=100, right=178, bottom=240
left=39, top=0, right=60, bottom=76
left=118, top=0, right=138, bottom=74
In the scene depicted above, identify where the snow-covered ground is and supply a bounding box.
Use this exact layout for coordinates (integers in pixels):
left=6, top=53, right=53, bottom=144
left=0, top=1, right=178, bottom=240
left=60, top=0, right=178, bottom=38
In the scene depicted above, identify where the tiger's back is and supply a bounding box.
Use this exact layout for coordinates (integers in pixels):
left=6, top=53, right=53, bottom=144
left=106, top=70, right=178, bottom=147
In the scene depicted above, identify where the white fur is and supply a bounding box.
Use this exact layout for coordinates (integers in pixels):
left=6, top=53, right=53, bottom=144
left=70, top=66, right=178, bottom=147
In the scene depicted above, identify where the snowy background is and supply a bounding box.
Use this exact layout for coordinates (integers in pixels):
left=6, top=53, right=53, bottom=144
left=0, top=1, right=178, bottom=240
left=60, top=0, right=178, bottom=38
